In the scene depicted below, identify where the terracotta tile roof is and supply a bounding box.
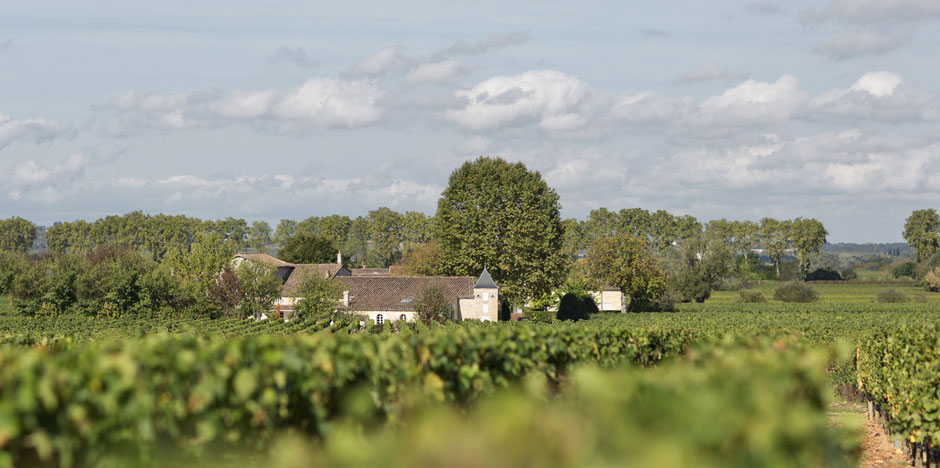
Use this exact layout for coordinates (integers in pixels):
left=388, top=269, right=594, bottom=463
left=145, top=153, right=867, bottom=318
left=336, top=276, right=475, bottom=312
left=280, top=263, right=348, bottom=295
left=235, top=253, right=295, bottom=268
left=350, top=267, right=390, bottom=276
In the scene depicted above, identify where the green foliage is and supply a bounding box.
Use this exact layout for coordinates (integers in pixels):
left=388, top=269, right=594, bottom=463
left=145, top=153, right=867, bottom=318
left=0, top=324, right=691, bottom=466
left=903, top=209, right=940, bottom=262
left=399, top=241, right=443, bottom=276
left=248, top=220, right=273, bottom=252
left=892, top=261, right=917, bottom=279
left=556, top=292, right=589, bottom=321
left=585, top=233, right=667, bottom=312
left=858, top=324, right=940, bottom=447
left=525, top=308, right=555, bottom=323
left=0, top=217, right=37, bottom=254
left=234, top=261, right=282, bottom=319
left=875, top=288, right=907, bottom=303
left=292, top=273, right=343, bottom=322
left=434, top=157, right=567, bottom=305
left=414, top=286, right=452, bottom=325
left=737, top=290, right=766, bottom=303
left=277, top=232, right=336, bottom=264
left=789, top=217, right=828, bottom=278
left=805, top=268, right=842, bottom=281
left=840, top=267, right=858, bottom=281
left=773, top=282, right=819, bottom=303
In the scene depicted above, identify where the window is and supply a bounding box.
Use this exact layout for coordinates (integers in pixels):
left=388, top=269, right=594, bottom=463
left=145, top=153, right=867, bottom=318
left=399, top=314, right=407, bottom=322
left=376, top=314, right=384, bottom=325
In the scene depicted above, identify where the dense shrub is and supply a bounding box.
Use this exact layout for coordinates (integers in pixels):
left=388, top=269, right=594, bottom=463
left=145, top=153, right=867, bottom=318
left=525, top=308, right=554, bottom=323
left=876, top=289, right=908, bottom=303
left=674, top=270, right=711, bottom=303
left=925, top=267, right=940, bottom=292
left=557, top=293, right=589, bottom=321
left=773, top=282, right=818, bottom=303
left=581, top=295, right=599, bottom=315
left=738, top=290, right=766, bottom=303
left=892, top=261, right=917, bottom=279
left=840, top=268, right=857, bottom=281
left=913, top=292, right=930, bottom=303
left=805, top=268, right=842, bottom=281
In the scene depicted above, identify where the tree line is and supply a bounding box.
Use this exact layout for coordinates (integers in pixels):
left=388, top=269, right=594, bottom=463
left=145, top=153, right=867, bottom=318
left=0, top=156, right=831, bottom=317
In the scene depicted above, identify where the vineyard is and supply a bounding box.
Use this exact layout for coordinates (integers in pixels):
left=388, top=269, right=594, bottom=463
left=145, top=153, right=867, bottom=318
left=0, top=298, right=939, bottom=466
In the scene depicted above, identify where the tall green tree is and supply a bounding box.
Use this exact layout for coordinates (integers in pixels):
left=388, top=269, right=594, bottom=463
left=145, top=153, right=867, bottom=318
left=584, top=233, right=667, bottom=312
left=903, top=209, right=940, bottom=262
left=248, top=221, right=273, bottom=253
left=434, top=157, right=567, bottom=305
left=760, top=218, right=791, bottom=278
left=273, top=219, right=298, bottom=247
left=367, top=207, right=403, bottom=267
left=277, top=233, right=336, bottom=264
left=234, top=261, right=281, bottom=319
left=0, top=217, right=37, bottom=254
left=789, top=218, right=828, bottom=279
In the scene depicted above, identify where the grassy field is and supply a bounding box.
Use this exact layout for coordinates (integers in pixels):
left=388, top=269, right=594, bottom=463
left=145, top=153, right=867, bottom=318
left=704, top=280, right=934, bottom=304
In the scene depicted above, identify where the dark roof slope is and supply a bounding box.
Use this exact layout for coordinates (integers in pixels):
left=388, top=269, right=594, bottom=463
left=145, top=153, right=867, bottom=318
left=473, top=268, right=498, bottom=289
left=280, top=263, right=347, bottom=295
left=336, top=276, right=474, bottom=312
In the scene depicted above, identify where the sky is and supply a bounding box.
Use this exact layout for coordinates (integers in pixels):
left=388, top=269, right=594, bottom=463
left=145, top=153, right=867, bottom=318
left=2, top=1, right=940, bottom=242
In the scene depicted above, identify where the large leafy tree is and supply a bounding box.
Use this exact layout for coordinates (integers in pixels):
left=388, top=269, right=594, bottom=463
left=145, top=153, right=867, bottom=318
left=247, top=221, right=273, bottom=253
left=789, top=217, right=828, bottom=279
left=0, top=217, right=37, bottom=254
left=760, top=218, right=791, bottom=278
left=584, top=233, right=667, bottom=312
left=903, top=209, right=940, bottom=262
left=277, top=233, right=336, bottom=264
left=434, top=157, right=567, bottom=305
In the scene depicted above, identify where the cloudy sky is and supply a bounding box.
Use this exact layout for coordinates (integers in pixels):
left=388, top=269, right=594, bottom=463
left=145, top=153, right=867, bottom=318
left=2, top=1, right=939, bottom=242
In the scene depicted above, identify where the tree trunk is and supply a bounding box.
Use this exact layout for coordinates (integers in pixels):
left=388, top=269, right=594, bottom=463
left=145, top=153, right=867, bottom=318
left=775, top=261, right=780, bottom=278
left=621, top=291, right=628, bottom=314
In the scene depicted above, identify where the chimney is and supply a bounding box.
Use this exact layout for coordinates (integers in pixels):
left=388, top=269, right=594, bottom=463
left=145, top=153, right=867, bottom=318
left=343, top=290, right=350, bottom=307
left=337, top=250, right=343, bottom=265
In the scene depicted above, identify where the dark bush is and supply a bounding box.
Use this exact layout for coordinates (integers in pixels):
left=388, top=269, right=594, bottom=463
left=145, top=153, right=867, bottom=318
left=876, top=288, right=907, bottom=303
left=738, top=290, right=766, bottom=303
left=675, top=270, right=711, bottom=303
left=892, top=261, right=917, bottom=279
left=805, top=268, right=842, bottom=281
left=581, top=295, right=599, bottom=315
left=773, top=282, right=818, bottom=303
left=840, top=268, right=857, bottom=281
left=557, top=293, right=589, bottom=321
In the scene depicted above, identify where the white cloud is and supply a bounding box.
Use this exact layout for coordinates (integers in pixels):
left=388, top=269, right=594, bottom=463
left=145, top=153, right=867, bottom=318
left=101, top=78, right=384, bottom=136
left=0, top=114, right=69, bottom=150
left=814, top=31, right=908, bottom=60
left=403, top=59, right=469, bottom=86
left=811, top=71, right=938, bottom=122
left=674, top=64, right=750, bottom=84
left=3, top=145, right=124, bottom=202
left=697, top=75, right=808, bottom=125
left=446, top=70, right=591, bottom=132
left=347, top=46, right=410, bottom=76
left=274, top=78, right=384, bottom=127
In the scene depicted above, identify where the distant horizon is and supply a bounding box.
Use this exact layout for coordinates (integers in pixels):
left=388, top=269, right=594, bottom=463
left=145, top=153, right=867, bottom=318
left=3, top=1, right=939, bottom=243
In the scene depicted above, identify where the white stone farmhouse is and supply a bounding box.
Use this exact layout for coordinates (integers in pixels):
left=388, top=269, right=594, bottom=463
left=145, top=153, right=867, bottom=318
left=233, top=252, right=499, bottom=322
